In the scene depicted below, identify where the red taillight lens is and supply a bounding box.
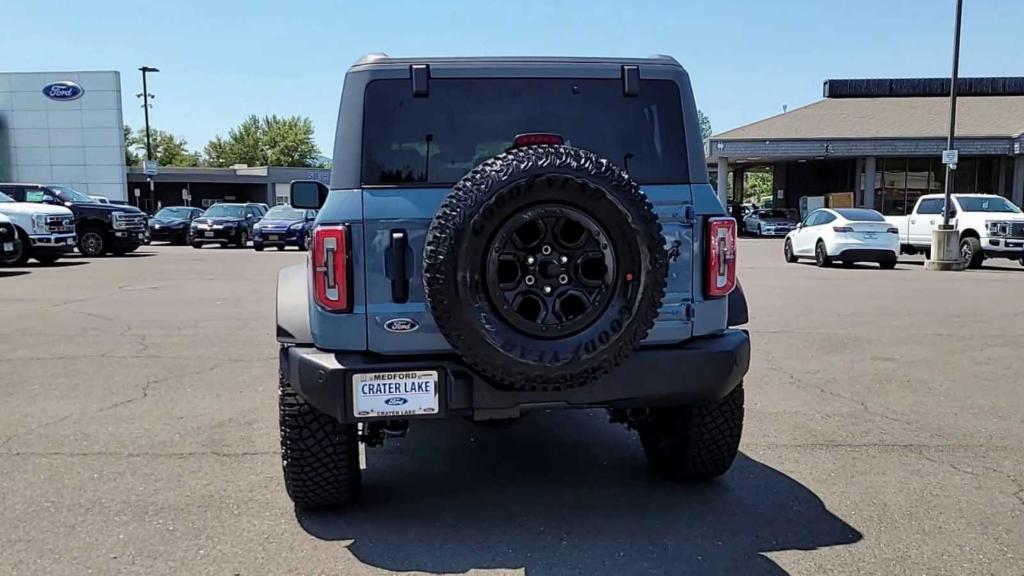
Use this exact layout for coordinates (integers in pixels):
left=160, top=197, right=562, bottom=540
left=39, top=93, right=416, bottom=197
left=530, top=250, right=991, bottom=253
left=832, top=226, right=854, bottom=233
left=512, top=133, right=564, bottom=148
left=705, top=217, right=737, bottom=298
left=311, top=225, right=352, bottom=312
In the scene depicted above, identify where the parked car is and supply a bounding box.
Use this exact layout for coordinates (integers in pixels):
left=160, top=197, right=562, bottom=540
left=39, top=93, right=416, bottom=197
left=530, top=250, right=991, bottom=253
left=0, top=212, right=22, bottom=263
left=249, top=203, right=270, bottom=216
left=885, top=194, right=1024, bottom=268
left=189, top=203, right=261, bottom=248
left=0, top=190, right=76, bottom=265
left=253, top=205, right=316, bottom=251
left=274, top=54, right=751, bottom=510
left=0, top=183, right=147, bottom=256
left=784, top=207, right=899, bottom=268
left=148, top=206, right=204, bottom=244
left=744, top=208, right=798, bottom=237
left=90, top=195, right=110, bottom=204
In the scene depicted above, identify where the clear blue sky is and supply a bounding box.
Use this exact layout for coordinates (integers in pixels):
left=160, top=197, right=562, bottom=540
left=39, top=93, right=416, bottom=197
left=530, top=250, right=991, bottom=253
left=4, top=0, right=1021, bottom=157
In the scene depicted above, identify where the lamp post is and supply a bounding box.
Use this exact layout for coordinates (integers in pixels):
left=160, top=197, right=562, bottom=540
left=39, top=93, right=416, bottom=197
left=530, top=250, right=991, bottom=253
left=138, top=66, right=159, bottom=211
left=138, top=66, right=159, bottom=161
left=925, top=0, right=965, bottom=271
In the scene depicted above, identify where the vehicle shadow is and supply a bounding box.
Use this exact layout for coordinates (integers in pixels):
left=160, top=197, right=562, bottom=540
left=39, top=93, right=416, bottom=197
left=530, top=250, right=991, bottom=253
left=10, top=260, right=88, bottom=268
left=299, top=411, right=862, bottom=575
left=0, top=270, right=31, bottom=277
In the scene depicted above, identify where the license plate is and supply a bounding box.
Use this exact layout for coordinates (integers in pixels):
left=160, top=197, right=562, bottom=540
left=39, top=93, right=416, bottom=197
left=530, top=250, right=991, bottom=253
left=2, top=242, right=12, bottom=251
left=352, top=370, right=439, bottom=418
left=204, top=231, right=214, bottom=237
left=864, top=233, right=877, bottom=239
left=268, top=235, right=279, bottom=241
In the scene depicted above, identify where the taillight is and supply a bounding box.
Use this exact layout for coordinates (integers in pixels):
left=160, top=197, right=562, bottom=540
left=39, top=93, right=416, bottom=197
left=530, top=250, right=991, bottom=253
left=705, top=217, right=737, bottom=298
left=512, top=133, right=564, bottom=148
left=886, top=227, right=899, bottom=234
left=832, top=226, right=854, bottom=233
left=311, top=225, right=352, bottom=312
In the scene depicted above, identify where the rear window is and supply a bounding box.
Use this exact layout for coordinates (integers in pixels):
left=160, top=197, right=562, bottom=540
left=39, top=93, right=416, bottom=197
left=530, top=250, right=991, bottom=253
left=834, top=208, right=885, bottom=221
left=361, top=78, right=688, bottom=186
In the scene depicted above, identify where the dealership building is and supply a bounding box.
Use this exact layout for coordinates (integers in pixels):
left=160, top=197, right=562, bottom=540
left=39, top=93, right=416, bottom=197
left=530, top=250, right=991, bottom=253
left=0, top=71, right=128, bottom=201
left=708, top=77, right=1024, bottom=215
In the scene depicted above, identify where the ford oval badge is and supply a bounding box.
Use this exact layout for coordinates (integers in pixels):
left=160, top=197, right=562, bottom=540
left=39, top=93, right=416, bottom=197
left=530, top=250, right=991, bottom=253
left=384, top=318, right=419, bottom=333
left=42, top=81, right=84, bottom=101
left=384, top=397, right=408, bottom=406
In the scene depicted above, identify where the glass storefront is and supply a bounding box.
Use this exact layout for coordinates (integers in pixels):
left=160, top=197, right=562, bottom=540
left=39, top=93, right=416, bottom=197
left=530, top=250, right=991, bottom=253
left=872, top=156, right=1005, bottom=215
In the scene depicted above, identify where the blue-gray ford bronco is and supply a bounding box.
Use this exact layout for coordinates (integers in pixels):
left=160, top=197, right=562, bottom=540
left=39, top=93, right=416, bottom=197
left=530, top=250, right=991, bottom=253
left=277, top=54, right=750, bottom=509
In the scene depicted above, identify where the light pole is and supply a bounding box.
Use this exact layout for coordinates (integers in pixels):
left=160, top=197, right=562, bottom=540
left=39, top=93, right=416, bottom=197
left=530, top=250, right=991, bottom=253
left=138, top=66, right=159, bottom=161
left=926, top=0, right=965, bottom=271
left=138, top=66, right=159, bottom=211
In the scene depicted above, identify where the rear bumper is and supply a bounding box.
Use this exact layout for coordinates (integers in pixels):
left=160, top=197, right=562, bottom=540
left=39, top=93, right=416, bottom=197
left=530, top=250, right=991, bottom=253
left=835, top=248, right=898, bottom=263
left=282, top=329, right=751, bottom=423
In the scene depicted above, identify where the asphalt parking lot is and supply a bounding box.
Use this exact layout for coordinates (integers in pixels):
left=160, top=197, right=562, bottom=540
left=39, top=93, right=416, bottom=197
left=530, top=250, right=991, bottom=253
left=1, top=240, right=1022, bottom=575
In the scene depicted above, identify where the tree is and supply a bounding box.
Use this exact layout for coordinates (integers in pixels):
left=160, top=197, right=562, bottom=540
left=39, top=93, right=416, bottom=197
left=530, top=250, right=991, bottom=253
left=744, top=172, right=773, bottom=203
left=698, top=109, right=713, bottom=141
left=124, top=126, right=201, bottom=167
left=204, top=115, right=321, bottom=168
left=124, top=126, right=141, bottom=167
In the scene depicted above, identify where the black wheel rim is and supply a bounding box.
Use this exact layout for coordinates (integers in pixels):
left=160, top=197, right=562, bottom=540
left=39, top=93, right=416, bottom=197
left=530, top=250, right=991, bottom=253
left=485, top=204, right=616, bottom=339
left=816, top=244, right=824, bottom=264
left=81, top=232, right=103, bottom=256
left=785, top=241, right=792, bottom=259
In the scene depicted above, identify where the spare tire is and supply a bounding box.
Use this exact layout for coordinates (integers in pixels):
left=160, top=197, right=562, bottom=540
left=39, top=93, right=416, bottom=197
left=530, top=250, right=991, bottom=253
left=423, top=145, right=667, bottom=391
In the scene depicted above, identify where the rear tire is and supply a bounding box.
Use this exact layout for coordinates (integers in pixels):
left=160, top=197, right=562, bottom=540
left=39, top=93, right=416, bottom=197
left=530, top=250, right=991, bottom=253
left=639, top=383, right=744, bottom=482
left=191, top=241, right=203, bottom=249
left=960, top=237, right=983, bottom=269
left=253, top=243, right=264, bottom=252
left=880, top=259, right=897, bottom=270
left=279, top=377, right=361, bottom=510
left=277, top=245, right=286, bottom=251
left=815, top=241, right=832, bottom=268
left=235, top=230, right=249, bottom=248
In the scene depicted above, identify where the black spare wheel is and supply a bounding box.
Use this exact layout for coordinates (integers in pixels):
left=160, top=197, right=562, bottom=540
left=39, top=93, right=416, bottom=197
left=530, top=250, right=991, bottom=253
left=424, top=145, right=667, bottom=391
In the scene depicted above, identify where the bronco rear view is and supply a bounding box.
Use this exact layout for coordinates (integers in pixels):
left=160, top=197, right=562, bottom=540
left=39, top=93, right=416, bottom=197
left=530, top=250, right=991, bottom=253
left=276, top=55, right=750, bottom=509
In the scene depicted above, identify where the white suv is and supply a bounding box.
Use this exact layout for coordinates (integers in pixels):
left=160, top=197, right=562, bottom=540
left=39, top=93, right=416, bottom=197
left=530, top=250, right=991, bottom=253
left=0, top=190, right=77, bottom=265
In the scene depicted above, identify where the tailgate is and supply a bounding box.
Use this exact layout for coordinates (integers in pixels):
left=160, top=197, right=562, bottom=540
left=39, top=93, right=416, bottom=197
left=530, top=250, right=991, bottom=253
left=361, top=185, right=694, bottom=355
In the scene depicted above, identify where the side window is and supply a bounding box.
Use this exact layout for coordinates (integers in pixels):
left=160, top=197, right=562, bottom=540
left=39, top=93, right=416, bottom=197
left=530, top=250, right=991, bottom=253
left=24, top=189, right=48, bottom=203
left=804, top=211, right=821, bottom=227
left=247, top=207, right=259, bottom=219
left=818, top=212, right=837, bottom=226
left=916, top=199, right=943, bottom=215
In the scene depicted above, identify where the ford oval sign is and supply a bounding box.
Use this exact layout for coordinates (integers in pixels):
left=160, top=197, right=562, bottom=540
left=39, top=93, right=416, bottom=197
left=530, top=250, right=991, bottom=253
left=384, top=397, right=409, bottom=406
left=42, top=81, right=83, bottom=101
left=384, top=318, right=419, bottom=333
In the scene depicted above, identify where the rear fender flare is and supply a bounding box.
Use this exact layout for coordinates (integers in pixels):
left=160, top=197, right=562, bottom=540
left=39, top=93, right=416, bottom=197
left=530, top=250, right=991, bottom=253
left=727, top=280, right=749, bottom=327
left=277, top=264, right=313, bottom=344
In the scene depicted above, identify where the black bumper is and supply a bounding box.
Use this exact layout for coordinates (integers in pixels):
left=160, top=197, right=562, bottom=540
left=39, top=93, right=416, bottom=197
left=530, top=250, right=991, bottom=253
left=149, top=228, right=188, bottom=242
left=282, top=330, right=750, bottom=423
left=0, top=239, right=22, bottom=257
left=192, top=228, right=241, bottom=243
left=836, top=249, right=897, bottom=263
left=111, top=230, right=146, bottom=250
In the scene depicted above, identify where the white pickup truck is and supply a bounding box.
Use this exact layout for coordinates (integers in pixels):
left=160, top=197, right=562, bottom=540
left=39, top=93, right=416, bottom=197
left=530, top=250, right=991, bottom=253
left=886, top=194, right=1024, bottom=268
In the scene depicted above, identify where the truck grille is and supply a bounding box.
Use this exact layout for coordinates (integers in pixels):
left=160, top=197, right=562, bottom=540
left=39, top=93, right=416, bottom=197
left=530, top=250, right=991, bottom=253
left=1010, top=222, right=1024, bottom=238
left=114, top=213, right=147, bottom=231
left=46, top=215, right=75, bottom=233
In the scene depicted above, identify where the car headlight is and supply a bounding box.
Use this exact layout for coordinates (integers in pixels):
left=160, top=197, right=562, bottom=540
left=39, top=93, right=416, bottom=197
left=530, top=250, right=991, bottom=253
left=289, top=222, right=304, bottom=230
left=32, top=214, right=48, bottom=232
left=223, top=221, right=237, bottom=228
left=987, top=221, right=1011, bottom=236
